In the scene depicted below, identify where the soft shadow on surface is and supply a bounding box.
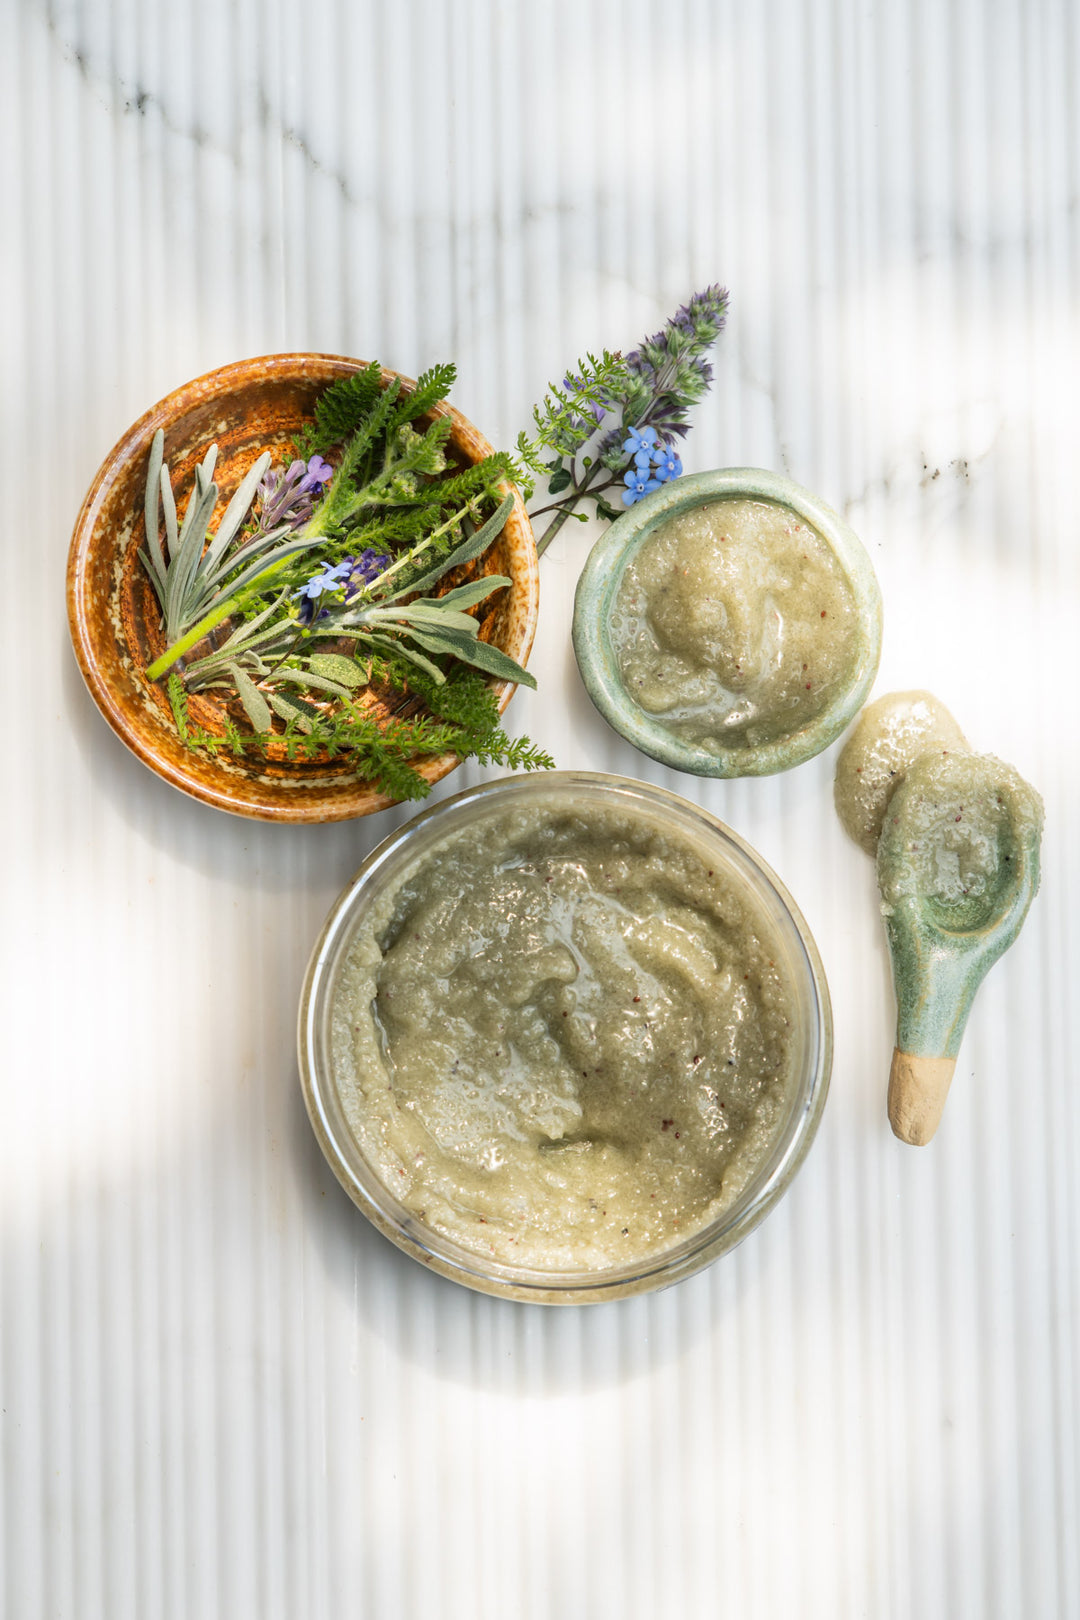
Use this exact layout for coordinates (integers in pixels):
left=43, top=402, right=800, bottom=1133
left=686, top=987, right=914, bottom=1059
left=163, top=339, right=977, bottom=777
left=60, top=632, right=463, bottom=896
left=287, top=1059, right=784, bottom=1396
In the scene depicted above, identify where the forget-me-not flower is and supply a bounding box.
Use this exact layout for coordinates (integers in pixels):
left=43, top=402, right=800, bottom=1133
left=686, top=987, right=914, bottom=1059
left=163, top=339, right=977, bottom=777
left=622, top=425, right=659, bottom=460
left=653, top=446, right=683, bottom=483
left=623, top=466, right=662, bottom=506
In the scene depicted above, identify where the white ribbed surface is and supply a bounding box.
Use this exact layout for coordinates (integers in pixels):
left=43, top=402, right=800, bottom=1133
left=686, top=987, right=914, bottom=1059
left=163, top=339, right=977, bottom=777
left=2, top=2, right=1078, bottom=1615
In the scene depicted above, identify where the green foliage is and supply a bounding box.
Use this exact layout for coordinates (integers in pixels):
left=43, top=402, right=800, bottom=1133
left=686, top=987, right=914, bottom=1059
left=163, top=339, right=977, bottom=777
left=520, top=349, right=629, bottom=467
left=294, top=363, right=384, bottom=457
left=152, top=367, right=551, bottom=802
left=166, top=674, right=190, bottom=743
left=386, top=362, right=457, bottom=433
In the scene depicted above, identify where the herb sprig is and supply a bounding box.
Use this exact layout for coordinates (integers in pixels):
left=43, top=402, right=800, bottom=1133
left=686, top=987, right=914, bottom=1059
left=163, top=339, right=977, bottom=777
left=518, top=286, right=729, bottom=556
left=142, top=365, right=551, bottom=801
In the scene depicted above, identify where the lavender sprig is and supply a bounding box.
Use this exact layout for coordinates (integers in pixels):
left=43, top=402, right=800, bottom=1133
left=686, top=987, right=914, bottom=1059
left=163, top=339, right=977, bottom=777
left=256, top=455, right=334, bottom=533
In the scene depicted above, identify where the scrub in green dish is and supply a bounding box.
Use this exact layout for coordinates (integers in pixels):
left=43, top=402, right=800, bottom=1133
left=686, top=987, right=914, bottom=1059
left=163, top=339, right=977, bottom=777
left=834, top=690, right=969, bottom=855
left=833, top=689, right=1044, bottom=1144
left=608, top=497, right=860, bottom=752
left=330, top=797, right=801, bottom=1271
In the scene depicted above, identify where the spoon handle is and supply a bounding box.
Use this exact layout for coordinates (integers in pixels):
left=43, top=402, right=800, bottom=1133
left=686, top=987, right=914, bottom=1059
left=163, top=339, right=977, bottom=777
left=888, top=1049, right=957, bottom=1145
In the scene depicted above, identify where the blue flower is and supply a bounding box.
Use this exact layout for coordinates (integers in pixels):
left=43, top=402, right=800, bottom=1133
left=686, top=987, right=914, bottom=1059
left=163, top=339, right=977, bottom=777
left=653, top=446, right=683, bottom=482
left=622, top=467, right=661, bottom=506
left=294, top=559, right=351, bottom=624
left=622, top=425, right=659, bottom=459
left=296, top=559, right=350, bottom=600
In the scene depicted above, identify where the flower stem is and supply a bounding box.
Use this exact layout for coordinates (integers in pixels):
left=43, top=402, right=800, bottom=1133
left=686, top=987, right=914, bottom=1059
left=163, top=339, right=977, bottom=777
left=145, top=550, right=299, bottom=680
left=534, top=506, right=576, bottom=559
left=533, top=458, right=614, bottom=558
left=146, top=597, right=239, bottom=680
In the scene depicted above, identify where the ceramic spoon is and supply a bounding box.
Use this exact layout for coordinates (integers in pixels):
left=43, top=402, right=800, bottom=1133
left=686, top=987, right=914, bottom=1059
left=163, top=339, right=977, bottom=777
left=876, top=750, right=1043, bottom=1145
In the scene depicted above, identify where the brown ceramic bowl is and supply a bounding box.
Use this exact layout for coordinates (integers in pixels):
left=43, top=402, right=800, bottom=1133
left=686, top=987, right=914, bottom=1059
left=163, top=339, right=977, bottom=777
left=66, top=353, right=540, bottom=822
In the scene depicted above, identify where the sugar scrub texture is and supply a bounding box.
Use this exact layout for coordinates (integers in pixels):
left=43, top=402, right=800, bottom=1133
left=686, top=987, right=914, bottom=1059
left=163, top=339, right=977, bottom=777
left=609, top=497, right=859, bottom=752
left=331, top=798, right=802, bottom=1272
left=835, top=690, right=969, bottom=855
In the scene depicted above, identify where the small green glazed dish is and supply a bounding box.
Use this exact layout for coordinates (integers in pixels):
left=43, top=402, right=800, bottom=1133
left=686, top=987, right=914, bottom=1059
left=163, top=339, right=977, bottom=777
left=572, top=468, right=883, bottom=777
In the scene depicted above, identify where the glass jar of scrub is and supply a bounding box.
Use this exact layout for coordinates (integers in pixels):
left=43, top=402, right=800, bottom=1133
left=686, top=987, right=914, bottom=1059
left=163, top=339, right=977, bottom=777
left=298, top=772, right=832, bottom=1303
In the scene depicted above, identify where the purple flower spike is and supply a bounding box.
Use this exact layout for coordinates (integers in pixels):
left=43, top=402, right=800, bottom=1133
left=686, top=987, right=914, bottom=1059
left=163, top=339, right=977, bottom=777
left=298, top=454, right=334, bottom=496
left=257, top=454, right=334, bottom=533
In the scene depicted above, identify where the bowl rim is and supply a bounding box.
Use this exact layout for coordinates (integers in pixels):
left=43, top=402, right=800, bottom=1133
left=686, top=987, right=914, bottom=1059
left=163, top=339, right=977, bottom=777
left=297, top=770, right=833, bottom=1304
left=66, top=351, right=540, bottom=823
left=571, top=466, right=882, bottom=778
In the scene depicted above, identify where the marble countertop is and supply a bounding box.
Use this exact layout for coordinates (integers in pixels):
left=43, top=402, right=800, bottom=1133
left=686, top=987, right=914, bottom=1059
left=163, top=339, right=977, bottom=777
left=2, top=2, right=1077, bottom=1616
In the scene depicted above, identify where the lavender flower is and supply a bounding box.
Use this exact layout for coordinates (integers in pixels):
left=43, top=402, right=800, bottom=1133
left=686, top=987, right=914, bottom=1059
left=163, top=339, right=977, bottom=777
left=597, top=285, right=729, bottom=471
left=257, top=455, right=335, bottom=534
left=343, top=549, right=390, bottom=600
left=304, top=454, right=333, bottom=493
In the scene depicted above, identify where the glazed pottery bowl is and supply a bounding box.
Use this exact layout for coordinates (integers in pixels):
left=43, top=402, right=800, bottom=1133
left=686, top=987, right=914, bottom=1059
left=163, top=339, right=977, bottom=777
left=66, top=353, right=539, bottom=822
left=298, top=772, right=833, bottom=1305
left=572, top=467, right=882, bottom=778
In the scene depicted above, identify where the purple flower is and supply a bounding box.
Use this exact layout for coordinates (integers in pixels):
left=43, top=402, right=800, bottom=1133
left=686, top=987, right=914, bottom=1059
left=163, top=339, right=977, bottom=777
left=301, top=454, right=334, bottom=495
left=343, top=549, right=389, bottom=600
left=653, top=446, right=683, bottom=482
left=622, top=467, right=661, bottom=506
left=257, top=455, right=335, bottom=534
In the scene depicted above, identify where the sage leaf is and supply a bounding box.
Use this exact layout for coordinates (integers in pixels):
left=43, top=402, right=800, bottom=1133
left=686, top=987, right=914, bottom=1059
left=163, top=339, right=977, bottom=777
left=410, top=575, right=512, bottom=614
left=355, top=631, right=447, bottom=684
left=272, top=668, right=355, bottom=699
left=374, top=603, right=482, bottom=634
left=160, top=463, right=178, bottom=554
left=308, top=654, right=365, bottom=688
left=165, top=477, right=219, bottom=638
left=198, top=450, right=272, bottom=580
left=401, top=623, right=537, bottom=688
left=226, top=662, right=272, bottom=732
left=144, top=428, right=166, bottom=584
left=268, top=691, right=316, bottom=732
left=138, top=547, right=165, bottom=601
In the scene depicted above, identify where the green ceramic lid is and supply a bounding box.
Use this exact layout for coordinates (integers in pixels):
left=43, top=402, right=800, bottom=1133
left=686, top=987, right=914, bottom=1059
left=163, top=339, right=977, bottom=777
left=571, top=467, right=883, bottom=778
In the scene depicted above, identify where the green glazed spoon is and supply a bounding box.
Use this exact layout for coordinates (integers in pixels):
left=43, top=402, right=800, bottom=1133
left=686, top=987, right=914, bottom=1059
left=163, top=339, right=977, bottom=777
left=876, top=750, right=1044, bottom=1144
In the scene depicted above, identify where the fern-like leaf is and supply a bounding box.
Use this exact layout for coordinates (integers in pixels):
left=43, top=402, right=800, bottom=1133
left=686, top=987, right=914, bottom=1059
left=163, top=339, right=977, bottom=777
left=295, top=364, right=385, bottom=456
left=388, top=362, right=457, bottom=432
